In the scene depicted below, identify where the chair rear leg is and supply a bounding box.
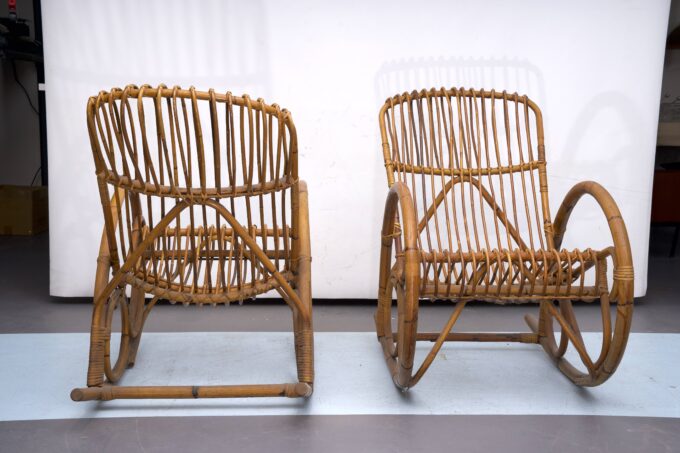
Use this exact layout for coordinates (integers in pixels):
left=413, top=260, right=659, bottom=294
left=80, top=283, right=133, bottom=398
left=85, top=303, right=108, bottom=388
left=292, top=256, right=314, bottom=394
left=291, top=179, right=313, bottom=393
left=292, top=308, right=314, bottom=394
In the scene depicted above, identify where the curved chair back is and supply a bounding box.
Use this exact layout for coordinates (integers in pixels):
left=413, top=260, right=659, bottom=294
left=86, top=84, right=300, bottom=301
left=379, top=88, right=555, bottom=254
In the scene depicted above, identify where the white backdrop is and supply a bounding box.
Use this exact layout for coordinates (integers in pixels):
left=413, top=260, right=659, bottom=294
left=44, top=0, right=669, bottom=298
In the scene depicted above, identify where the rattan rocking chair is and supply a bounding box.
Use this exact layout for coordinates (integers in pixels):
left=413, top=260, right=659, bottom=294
left=71, top=85, right=313, bottom=402
left=376, top=88, right=634, bottom=389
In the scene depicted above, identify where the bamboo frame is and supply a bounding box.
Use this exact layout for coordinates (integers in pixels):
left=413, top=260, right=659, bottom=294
left=71, top=85, right=313, bottom=402
left=375, top=87, right=634, bottom=389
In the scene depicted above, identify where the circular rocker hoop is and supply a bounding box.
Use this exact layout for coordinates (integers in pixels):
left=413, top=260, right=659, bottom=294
left=376, top=191, right=420, bottom=389
left=530, top=260, right=633, bottom=387
left=528, top=181, right=634, bottom=387
left=377, top=263, right=419, bottom=390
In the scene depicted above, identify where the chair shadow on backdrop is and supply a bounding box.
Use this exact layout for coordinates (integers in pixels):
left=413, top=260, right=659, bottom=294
left=374, top=56, right=547, bottom=109
left=62, top=0, right=272, bottom=94
left=49, top=0, right=276, bottom=299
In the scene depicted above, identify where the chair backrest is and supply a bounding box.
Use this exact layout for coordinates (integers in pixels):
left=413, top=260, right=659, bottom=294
left=87, top=84, right=297, bottom=198
left=379, top=88, right=554, bottom=255
left=87, top=85, right=299, bottom=296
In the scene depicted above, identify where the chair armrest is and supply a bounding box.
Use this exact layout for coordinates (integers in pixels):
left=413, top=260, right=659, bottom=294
left=552, top=181, right=633, bottom=302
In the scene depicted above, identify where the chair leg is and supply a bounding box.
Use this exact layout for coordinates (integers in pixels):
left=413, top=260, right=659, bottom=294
left=85, top=303, right=108, bottom=388
left=291, top=179, right=314, bottom=392
left=292, top=308, right=314, bottom=391
left=292, top=251, right=314, bottom=391
left=85, top=285, right=134, bottom=386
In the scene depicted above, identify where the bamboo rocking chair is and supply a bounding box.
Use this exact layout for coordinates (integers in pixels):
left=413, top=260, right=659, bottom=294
left=376, top=88, right=634, bottom=389
left=71, top=85, right=313, bottom=402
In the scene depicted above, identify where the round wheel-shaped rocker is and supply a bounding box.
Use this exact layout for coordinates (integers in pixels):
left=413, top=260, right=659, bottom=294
left=376, top=270, right=418, bottom=390
left=528, top=259, right=633, bottom=387
left=375, top=183, right=420, bottom=390
left=526, top=182, right=634, bottom=387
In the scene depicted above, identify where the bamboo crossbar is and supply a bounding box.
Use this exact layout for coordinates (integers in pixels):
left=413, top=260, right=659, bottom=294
left=382, top=87, right=544, bottom=125
left=419, top=249, right=601, bottom=263
left=375, top=86, right=634, bottom=390
left=161, top=226, right=286, bottom=238
left=71, top=383, right=312, bottom=401
left=389, top=161, right=544, bottom=178
left=94, top=86, right=289, bottom=116
left=401, top=332, right=539, bottom=343
left=418, top=284, right=600, bottom=300
left=126, top=271, right=294, bottom=303
left=141, top=248, right=289, bottom=261
left=102, top=171, right=296, bottom=199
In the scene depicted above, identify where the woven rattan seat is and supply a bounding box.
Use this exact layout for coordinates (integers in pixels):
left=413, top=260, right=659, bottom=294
left=417, top=247, right=605, bottom=302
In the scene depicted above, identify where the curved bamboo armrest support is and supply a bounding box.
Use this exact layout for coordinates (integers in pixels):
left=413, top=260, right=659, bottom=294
left=380, top=182, right=420, bottom=289
left=552, top=181, right=634, bottom=303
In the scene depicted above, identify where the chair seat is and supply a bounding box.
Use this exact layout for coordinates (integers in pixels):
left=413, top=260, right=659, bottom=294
left=123, top=224, right=294, bottom=304
left=416, top=247, right=607, bottom=302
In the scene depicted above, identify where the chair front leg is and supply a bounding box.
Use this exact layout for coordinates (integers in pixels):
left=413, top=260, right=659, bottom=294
left=292, top=180, right=314, bottom=390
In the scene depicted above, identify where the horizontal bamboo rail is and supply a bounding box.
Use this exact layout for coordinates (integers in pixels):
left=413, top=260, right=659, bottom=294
left=71, top=383, right=312, bottom=401
left=102, top=171, right=295, bottom=199
left=392, top=161, right=544, bottom=178
left=418, top=283, right=600, bottom=300
left=399, top=332, right=539, bottom=343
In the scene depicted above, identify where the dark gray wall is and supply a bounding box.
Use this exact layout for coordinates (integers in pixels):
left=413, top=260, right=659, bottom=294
left=0, top=0, right=41, bottom=186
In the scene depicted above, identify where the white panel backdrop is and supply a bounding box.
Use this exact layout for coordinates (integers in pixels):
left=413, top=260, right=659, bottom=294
left=44, top=0, right=669, bottom=298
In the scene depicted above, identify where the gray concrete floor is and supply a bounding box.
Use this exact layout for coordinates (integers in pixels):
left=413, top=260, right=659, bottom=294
left=2, top=415, right=679, bottom=453
left=0, top=228, right=679, bottom=452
